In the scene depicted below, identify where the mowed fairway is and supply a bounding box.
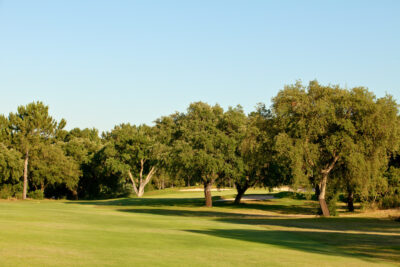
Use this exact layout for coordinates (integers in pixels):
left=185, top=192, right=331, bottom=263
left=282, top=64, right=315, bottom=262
left=0, top=189, right=399, bottom=267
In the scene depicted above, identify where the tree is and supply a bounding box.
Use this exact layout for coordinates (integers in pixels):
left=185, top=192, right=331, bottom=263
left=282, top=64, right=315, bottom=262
left=273, top=81, right=399, bottom=216
left=225, top=105, right=289, bottom=204
left=218, top=106, right=247, bottom=203
left=102, top=124, right=160, bottom=197
left=171, top=102, right=230, bottom=207
left=29, top=142, right=81, bottom=197
left=0, top=143, right=23, bottom=198
left=62, top=128, right=103, bottom=199
left=8, top=102, right=65, bottom=199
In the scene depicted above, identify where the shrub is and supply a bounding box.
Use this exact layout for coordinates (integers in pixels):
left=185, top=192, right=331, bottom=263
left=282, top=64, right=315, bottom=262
left=0, top=184, right=23, bottom=199
left=27, top=190, right=44, bottom=200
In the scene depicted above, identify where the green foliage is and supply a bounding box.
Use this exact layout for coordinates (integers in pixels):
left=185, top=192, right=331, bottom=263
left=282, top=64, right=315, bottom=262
left=170, top=102, right=230, bottom=184
left=60, top=128, right=103, bottom=199
left=29, top=142, right=81, bottom=194
left=380, top=166, right=400, bottom=208
left=8, top=101, right=65, bottom=152
left=0, top=184, right=22, bottom=199
left=0, top=89, right=399, bottom=207
left=0, top=143, right=23, bottom=185
left=8, top=101, right=67, bottom=199
left=27, top=189, right=44, bottom=200
left=100, top=124, right=161, bottom=197
left=273, top=81, right=400, bottom=214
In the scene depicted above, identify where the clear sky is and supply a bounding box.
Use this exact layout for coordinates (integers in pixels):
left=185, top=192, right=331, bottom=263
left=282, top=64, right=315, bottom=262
left=1, top=0, right=399, bottom=132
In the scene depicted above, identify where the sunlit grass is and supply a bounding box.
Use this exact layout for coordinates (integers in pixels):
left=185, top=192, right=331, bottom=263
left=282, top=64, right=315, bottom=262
left=0, top=188, right=399, bottom=266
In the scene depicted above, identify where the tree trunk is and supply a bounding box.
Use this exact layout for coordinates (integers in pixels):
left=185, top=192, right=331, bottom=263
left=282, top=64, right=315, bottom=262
left=138, top=186, right=145, bottom=197
left=318, top=155, right=339, bottom=217
left=319, top=173, right=330, bottom=217
left=347, top=190, right=354, bottom=212
left=128, top=171, right=139, bottom=196
left=71, top=190, right=78, bottom=200
left=204, top=181, right=213, bottom=207
left=234, top=183, right=248, bottom=204
left=130, top=166, right=156, bottom=198
left=22, top=150, right=29, bottom=200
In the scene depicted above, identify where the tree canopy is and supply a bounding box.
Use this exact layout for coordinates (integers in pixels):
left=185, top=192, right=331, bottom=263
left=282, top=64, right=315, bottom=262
left=0, top=82, right=398, bottom=216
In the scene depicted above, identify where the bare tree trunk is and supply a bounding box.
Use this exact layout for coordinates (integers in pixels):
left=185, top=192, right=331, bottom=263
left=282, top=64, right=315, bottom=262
left=137, top=166, right=156, bottom=197
left=128, top=171, right=139, bottom=196
left=204, top=181, right=213, bottom=207
left=319, top=174, right=330, bottom=217
left=347, top=189, right=354, bottom=212
left=318, top=155, right=339, bottom=217
left=234, top=183, right=248, bottom=204
left=22, top=150, right=29, bottom=200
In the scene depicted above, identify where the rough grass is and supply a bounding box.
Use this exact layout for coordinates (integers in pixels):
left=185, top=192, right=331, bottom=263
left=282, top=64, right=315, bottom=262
left=0, top=188, right=399, bottom=266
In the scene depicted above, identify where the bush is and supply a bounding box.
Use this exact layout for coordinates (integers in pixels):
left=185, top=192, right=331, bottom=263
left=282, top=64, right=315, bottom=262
left=0, top=185, right=13, bottom=199
left=326, top=193, right=339, bottom=216
left=27, top=190, right=44, bottom=200
left=380, top=195, right=400, bottom=209
left=379, top=166, right=400, bottom=209
left=0, top=184, right=23, bottom=199
left=275, top=191, right=306, bottom=200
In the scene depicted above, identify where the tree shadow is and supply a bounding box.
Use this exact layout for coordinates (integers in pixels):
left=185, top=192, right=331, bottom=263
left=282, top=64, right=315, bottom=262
left=69, top=197, right=213, bottom=207
left=68, top=196, right=400, bottom=263
left=70, top=195, right=319, bottom=215
left=214, top=200, right=318, bottom=215
left=116, top=207, right=400, bottom=263
left=186, top=228, right=400, bottom=263
left=117, top=208, right=281, bottom=218
left=116, top=207, right=400, bottom=234
left=217, top=217, right=400, bottom=234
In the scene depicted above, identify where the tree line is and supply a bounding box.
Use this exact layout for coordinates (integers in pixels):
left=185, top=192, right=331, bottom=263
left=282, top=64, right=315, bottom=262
left=0, top=81, right=399, bottom=216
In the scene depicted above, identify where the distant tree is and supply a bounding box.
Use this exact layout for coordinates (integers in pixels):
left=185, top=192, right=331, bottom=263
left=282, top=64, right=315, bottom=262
left=273, top=81, right=399, bottom=216
left=222, top=104, right=289, bottom=204
left=8, top=102, right=66, bottom=199
left=0, top=143, right=23, bottom=197
left=218, top=106, right=247, bottom=203
left=62, top=128, right=103, bottom=199
left=102, top=124, right=160, bottom=197
left=171, top=102, right=230, bottom=207
left=153, top=114, right=184, bottom=188
left=29, top=142, right=81, bottom=197
left=0, top=115, right=10, bottom=144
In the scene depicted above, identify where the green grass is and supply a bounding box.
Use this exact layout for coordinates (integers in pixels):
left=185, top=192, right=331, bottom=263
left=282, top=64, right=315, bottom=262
left=0, top=188, right=399, bottom=266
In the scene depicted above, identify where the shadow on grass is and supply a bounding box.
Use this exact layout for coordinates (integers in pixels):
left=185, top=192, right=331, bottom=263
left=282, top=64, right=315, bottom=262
left=214, top=200, right=318, bottom=215
left=217, top=217, right=400, bottom=234
left=186, top=228, right=400, bottom=263
left=68, top=195, right=400, bottom=263
left=70, top=197, right=211, bottom=207
left=70, top=195, right=319, bottom=215
left=116, top=207, right=400, bottom=234
left=117, top=208, right=277, bottom=218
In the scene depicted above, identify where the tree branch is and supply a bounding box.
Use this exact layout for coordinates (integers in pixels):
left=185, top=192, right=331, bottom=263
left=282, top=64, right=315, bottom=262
left=321, top=155, right=339, bottom=174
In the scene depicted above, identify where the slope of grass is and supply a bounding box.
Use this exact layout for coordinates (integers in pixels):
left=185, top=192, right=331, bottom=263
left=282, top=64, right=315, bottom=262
left=0, top=188, right=399, bottom=266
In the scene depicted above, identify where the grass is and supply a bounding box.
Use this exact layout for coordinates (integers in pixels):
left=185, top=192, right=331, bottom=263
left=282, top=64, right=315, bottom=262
left=0, top=188, right=399, bottom=266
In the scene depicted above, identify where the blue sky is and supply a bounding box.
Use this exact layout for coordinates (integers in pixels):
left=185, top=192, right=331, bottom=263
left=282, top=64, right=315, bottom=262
left=1, top=0, right=399, bottom=132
